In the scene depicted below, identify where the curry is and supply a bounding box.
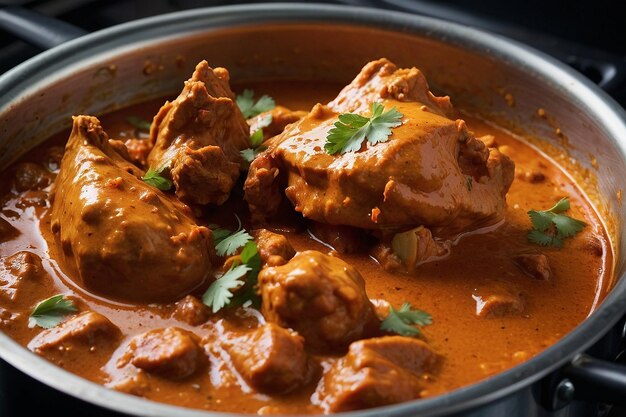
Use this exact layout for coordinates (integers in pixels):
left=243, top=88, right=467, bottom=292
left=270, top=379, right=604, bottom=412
left=0, top=58, right=611, bottom=414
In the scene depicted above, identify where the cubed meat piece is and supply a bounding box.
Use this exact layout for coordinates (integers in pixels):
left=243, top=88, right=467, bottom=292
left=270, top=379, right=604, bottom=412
left=245, top=153, right=282, bottom=224
left=29, top=311, right=121, bottom=354
left=172, top=295, right=210, bottom=326
left=1, top=251, right=44, bottom=302
left=514, top=253, right=551, bottom=280
left=12, top=162, right=54, bottom=192
left=308, top=222, right=373, bottom=254
left=253, top=229, right=295, bottom=266
left=259, top=250, right=378, bottom=351
left=147, top=60, right=249, bottom=205
left=245, top=58, right=514, bottom=238
left=0, top=217, right=19, bottom=243
left=318, top=336, right=441, bottom=412
left=248, top=106, right=307, bottom=141
left=50, top=116, right=214, bottom=303
left=111, top=372, right=151, bottom=397
left=123, top=327, right=202, bottom=379
left=218, top=323, right=310, bottom=394
left=473, top=281, right=525, bottom=318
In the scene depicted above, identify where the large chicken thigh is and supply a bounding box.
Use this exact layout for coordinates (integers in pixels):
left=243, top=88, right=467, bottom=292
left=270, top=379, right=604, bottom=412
left=245, top=59, right=514, bottom=237
left=51, top=116, right=214, bottom=303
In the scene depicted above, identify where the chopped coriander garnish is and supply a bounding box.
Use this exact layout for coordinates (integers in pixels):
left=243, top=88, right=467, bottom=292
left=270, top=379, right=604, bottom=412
left=202, top=264, right=251, bottom=313
left=527, top=197, right=586, bottom=247
left=126, top=116, right=152, bottom=132
left=204, top=226, right=262, bottom=312
left=241, top=114, right=272, bottom=163
left=380, top=302, right=432, bottom=337
left=237, top=89, right=275, bottom=118
left=29, top=294, right=77, bottom=329
left=212, top=216, right=253, bottom=257
left=324, top=102, right=403, bottom=155
left=142, top=165, right=172, bottom=191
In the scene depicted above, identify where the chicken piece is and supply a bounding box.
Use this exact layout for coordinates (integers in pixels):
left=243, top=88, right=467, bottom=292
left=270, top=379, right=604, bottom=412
left=0, top=217, right=19, bottom=243
left=50, top=115, right=213, bottom=303
left=245, top=58, right=514, bottom=237
left=245, top=153, right=282, bottom=223
left=318, top=336, right=441, bottom=412
left=147, top=60, right=249, bottom=206
left=1, top=251, right=44, bottom=302
left=124, top=138, right=153, bottom=166
left=472, top=281, right=525, bottom=318
left=248, top=106, right=307, bottom=141
left=12, top=162, right=54, bottom=192
left=29, top=311, right=121, bottom=354
left=252, top=229, right=295, bottom=266
left=514, top=253, right=551, bottom=280
left=121, top=327, right=203, bottom=380
left=172, top=295, right=210, bottom=326
left=217, top=323, right=310, bottom=394
left=259, top=250, right=378, bottom=351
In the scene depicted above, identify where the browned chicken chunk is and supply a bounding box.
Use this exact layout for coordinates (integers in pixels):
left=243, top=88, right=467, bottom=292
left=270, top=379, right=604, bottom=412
left=514, top=253, right=551, bottom=280
left=121, top=327, right=203, bottom=380
left=253, top=229, right=295, bottom=266
left=472, top=281, right=525, bottom=318
left=12, top=162, right=54, bottom=192
left=318, top=336, right=441, bottom=412
left=172, top=295, right=210, bottom=326
left=216, top=322, right=310, bottom=394
left=29, top=311, right=121, bottom=355
left=147, top=60, right=249, bottom=205
left=50, top=115, right=214, bottom=303
left=259, top=250, right=378, bottom=351
left=245, top=58, right=514, bottom=237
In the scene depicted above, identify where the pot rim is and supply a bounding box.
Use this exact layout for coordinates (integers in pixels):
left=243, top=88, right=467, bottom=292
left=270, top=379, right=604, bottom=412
left=1, top=3, right=626, bottom=417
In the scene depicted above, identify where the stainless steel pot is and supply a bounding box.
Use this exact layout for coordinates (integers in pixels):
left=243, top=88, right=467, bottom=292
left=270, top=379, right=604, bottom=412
left=1, top=4, right=626, bottom=417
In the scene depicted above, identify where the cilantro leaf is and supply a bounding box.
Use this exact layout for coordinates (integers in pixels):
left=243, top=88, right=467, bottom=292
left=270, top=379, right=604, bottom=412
left=240, top=146, right=267, bottom=163
left=249, top=129, right=264, bottom=147
left=527, top=197, right=586, bottom=247
left=230, top=240, right=262, bottom=308
left=215, top=229, right=253, bottom=257
left=29, top=294, right=77, bottom=329
left=126, top=116, right=152, bottom=131
left=324, top=102, right=403, bottom=155
left=202, top=265, right=251, bottom=313
left=142, top=165, right=172, bottom=191
left=237, top=89, right=275, bottom=118
left=380, top=302, right=432, bottom=337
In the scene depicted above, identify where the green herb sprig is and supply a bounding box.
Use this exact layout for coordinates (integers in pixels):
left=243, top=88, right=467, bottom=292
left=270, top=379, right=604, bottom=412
left=241, top=114, right=271, bottom=163
left=236, top=89, right=275, bottom=118
left=126, top=116, right=152, bottom=132
left=380, top=302, right=432, bottom=337
left=527, top=197, right=586, bottom=247
left=324, top=102, right=403, bottom=155
left=29, top=294, right=77, bottom=329
left=142, top=165, right=172, bottom=191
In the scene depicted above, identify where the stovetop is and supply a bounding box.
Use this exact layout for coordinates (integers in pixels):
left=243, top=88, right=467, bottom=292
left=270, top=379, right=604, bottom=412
left=0, top=0, right=625, bottom=416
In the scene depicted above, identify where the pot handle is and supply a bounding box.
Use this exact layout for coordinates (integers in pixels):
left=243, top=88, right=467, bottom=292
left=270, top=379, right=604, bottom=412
left=560, top=354, right=626, bottom=406
left=0, top=5, right=87, bottom=50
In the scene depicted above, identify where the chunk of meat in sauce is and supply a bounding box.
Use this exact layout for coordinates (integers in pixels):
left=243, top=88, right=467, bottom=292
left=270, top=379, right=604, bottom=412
left=259, top=250, right=378, bottom=351
left=514, top=253, right=551, bottom=280
left=147, top=60, right=249, bottom=205
left=318, top=336, right=441, bottom=412
left=245, top=58, right=515, bottom=237
left=121, top=327, right=203, bottom=380
left=253, top=229, right=295, bottom=266
left=215, top=322, right=311, bottom=394
left=12, top=162, right=54, bottom=192
left=248, top=106, right=307, bottom=141
left=50, top=115, right=214, bottom=303
left=1, top=251, right=44, bottom=302
left=0, top=217, right=19, bottom=242
left=124, top=138, right=152, bottom=166
left=245, top=153, right=282, bottom=223
left=29, top=311, right=121, bottom=356
left=172, top=295, right=210, bottom=326
left=473, top=281, right=525, bottom=318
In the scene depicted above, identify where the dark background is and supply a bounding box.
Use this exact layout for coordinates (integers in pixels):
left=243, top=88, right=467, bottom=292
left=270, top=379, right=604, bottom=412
left=0, top=0, right=625, bottom=416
